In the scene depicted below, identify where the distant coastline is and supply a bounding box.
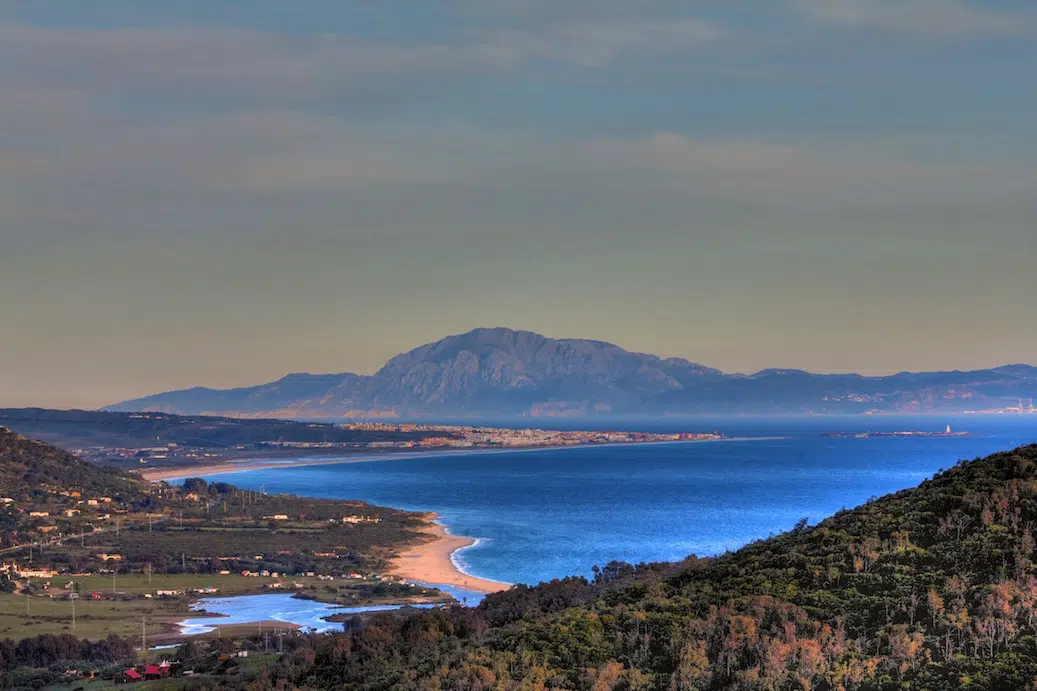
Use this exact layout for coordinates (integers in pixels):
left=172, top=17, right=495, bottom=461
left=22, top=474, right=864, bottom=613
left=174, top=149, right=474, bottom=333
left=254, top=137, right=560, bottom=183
left=138, top=437, right=737, bottom=482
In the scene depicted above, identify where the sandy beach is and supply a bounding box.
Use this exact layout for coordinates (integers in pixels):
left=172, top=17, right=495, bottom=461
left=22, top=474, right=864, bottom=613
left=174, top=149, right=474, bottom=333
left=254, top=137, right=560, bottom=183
left=138, top=438, right=727, bottom=482
left=137, top=445, right=571, bottom=481
left=389, top=519, right=510, bottom=594
left=139, top=453, right=394, bottom=481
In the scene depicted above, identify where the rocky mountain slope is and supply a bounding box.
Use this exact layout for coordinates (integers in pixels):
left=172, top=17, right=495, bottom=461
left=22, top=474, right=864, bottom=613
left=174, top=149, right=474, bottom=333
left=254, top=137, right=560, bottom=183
left=107, top=328, right=1037, bottom=418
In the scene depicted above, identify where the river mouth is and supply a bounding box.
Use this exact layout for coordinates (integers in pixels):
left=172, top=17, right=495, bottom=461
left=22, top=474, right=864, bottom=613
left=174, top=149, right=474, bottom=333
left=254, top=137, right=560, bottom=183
left=178, top=585, right=488, bottom=636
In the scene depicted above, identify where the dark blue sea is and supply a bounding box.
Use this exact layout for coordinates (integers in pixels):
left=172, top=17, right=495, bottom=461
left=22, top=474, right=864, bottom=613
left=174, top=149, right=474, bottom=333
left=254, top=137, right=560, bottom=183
left=196, top=415, right=1036, bottom=587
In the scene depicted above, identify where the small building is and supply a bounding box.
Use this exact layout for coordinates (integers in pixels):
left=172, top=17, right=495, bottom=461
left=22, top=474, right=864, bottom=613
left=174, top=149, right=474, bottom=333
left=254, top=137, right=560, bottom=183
left=29, top=511, right=49, bottom=518
left=116, top=669, right=142, bottom=684
left=18, top=568, right=57, bottom=579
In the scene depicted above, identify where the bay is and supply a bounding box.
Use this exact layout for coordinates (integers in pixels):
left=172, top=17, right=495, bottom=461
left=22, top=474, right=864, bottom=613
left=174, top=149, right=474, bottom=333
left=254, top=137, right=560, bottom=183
left=194, top=415, right=1036, bottom=587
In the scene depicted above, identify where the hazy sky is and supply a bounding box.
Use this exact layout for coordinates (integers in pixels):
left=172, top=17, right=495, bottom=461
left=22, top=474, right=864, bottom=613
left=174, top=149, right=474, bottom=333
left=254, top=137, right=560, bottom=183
left=2, top=1, right=1036, bottom=408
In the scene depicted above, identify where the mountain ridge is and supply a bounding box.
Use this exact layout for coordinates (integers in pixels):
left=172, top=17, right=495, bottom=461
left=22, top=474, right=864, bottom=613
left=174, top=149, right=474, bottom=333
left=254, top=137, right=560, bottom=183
left=107, top=327, right=1037, bottom=418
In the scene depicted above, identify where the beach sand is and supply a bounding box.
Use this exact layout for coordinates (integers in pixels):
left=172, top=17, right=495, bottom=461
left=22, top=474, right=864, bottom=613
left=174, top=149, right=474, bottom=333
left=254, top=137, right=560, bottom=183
left=390, top=519, right=510, bottom=594
left=139, top=452, right=407, bottom=481
left=137, top=439, right=715, bottom=482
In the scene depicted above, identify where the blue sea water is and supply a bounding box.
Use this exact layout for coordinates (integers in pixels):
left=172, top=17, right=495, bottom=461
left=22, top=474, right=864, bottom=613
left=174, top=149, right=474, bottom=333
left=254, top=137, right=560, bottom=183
left=196, top=415, right=1036, bottom=587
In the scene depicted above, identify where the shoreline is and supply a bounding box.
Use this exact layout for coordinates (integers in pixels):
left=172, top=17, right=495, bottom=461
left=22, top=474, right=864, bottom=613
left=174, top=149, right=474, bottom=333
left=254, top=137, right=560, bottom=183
left=139, top=437, right=741, bottom=482
left=389, top=518, right=510, bottom=595
left=140, top=437, right=766, bottom=595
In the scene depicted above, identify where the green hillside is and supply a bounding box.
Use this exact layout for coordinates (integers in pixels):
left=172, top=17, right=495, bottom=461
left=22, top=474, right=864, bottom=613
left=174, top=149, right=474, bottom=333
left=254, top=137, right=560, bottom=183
left=0, top=426, right=143, bottom=499
left=258, top=444, right=1037, bottom=690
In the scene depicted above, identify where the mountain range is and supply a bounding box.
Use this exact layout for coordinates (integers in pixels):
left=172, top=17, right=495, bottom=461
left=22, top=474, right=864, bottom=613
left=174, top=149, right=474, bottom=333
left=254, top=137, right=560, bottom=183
left=107, top=327, right=1037, bottom=418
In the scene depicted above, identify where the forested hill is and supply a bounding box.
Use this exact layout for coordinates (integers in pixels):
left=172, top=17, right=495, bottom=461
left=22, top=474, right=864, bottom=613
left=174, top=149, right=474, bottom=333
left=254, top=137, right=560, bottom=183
left=263, top=444, right=1037, bottom=690
left=0, top=426, right=141, bottom=498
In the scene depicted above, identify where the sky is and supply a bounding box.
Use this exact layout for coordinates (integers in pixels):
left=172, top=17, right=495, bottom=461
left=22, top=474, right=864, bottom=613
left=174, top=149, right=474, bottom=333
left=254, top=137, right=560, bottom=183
left=2, top=0, right=1036, bottom=409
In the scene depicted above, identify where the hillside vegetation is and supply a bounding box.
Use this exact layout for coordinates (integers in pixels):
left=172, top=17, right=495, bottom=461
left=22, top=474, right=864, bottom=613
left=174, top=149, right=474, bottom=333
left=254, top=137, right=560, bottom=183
left=0, top=427, right=143, bottom=499
left=246, top=444, right=1037, bottom=690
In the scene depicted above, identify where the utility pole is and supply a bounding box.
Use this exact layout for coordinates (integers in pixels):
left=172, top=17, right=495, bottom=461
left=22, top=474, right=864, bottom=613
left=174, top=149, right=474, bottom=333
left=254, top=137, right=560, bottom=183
left=71, top=597, right=75, bottom=632
left=142, top=616, right=146, bottom=651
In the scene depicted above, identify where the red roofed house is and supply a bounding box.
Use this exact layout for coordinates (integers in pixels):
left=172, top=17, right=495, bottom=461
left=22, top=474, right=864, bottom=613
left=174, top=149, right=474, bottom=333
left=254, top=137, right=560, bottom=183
left=116, top=668, right=142, bottom=683
left=144, top=663, right=170, bottom=680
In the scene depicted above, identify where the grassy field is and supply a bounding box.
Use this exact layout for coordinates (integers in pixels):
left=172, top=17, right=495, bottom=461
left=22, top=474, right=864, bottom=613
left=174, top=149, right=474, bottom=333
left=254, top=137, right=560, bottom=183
left=0, top=590, right=184, bottom=641
left=32, top=572, right=285, bottom=597
left=3, top=573, right=451, bottom=642
left=3, top=573, right=297, bottom=641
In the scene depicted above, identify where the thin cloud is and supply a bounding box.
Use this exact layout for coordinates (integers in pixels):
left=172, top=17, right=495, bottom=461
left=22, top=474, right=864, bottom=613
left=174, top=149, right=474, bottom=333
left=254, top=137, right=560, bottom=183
left=0, top=17, right=731, bottom=101
left=791, top=0, right=1034, bottom=37
left=0, top=24, right=517, bottom=96
left=482, top=19, right=729, bottom=67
